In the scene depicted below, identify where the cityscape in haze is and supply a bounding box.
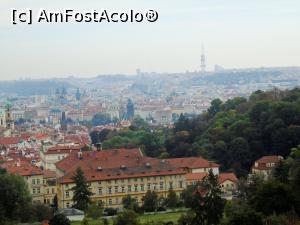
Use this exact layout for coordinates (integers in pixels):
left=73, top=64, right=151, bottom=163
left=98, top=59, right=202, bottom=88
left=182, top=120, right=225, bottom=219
left=1, top=1, right=300, bottom=225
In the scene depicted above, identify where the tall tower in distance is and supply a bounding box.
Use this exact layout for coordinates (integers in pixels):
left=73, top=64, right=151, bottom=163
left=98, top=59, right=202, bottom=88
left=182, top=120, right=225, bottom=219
left=201, top=43, right=206, bottom=73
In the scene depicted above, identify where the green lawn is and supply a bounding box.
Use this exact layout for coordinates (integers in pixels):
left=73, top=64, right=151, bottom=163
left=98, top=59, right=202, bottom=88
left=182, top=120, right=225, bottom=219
left=71, top=210, right=185, bottom=225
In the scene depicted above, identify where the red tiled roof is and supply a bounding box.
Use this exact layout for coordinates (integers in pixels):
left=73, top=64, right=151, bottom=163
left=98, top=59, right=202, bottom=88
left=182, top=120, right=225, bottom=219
left=0, top=137, right=21, bottom=145
left=186, top=172, right=207, bottom=181
left=167, top=157, right=219, bottom=169
left=185, top=172, right=238, bottom=184
left=59, top=167, right=186, bottom=184
left=252, top=155, right=283, bottom=170
left=33, top=133, right=49, bottom=140
left=43, top=169, right=57, bottom=179
left=45, top=145, right=84, bottom=155
left=1, top=160, right=43, bottom=176
left=219, top=172, right=238, bottom=184
left=55, top=148, right=144, bottom=173
left=256, top=155, right=282, bottom=164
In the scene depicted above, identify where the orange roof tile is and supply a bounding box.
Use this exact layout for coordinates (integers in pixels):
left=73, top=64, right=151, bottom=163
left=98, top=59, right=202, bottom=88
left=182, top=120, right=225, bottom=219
left=1, top=160, right=43, bottom=176
left=167, top=157, right=219, bottom=169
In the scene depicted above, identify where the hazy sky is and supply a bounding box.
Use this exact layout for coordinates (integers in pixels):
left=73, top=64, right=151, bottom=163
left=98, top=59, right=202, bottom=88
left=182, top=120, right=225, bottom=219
left=0, top=0, right=299, bottom=80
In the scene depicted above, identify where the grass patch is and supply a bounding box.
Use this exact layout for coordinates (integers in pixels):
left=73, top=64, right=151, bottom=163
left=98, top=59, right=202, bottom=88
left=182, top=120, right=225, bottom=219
left=71, top=210, right=185, bottom=225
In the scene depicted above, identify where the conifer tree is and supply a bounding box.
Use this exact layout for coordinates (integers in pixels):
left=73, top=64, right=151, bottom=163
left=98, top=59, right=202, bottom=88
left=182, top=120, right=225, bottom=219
left=72, top=167, right=92, bottom=211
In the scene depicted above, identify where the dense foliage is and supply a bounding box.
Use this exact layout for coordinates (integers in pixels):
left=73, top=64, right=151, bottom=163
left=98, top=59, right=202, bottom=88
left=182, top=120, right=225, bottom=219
left=91, top=88, right=300, bottom=177
left=72, top=167, right=93, bottom=211
left=0, top=170, right=53, bottom=224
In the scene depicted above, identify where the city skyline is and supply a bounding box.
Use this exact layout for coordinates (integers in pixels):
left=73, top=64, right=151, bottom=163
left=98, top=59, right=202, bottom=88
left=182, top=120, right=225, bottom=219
left=1, top=0, right=300, bottom=80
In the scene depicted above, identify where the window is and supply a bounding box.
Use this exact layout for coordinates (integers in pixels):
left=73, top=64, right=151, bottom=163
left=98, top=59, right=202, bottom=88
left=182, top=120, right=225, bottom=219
left=141, top=184, right=144, bottom=191
left=147, top=183, right=151, bottom=190
left=99, top=188, right=102, bottom=195
left=32, top=179, right=35, bottom=185
left=153, top=183, right=157, bottom=190
left=37, top=179, right=40, bottom=184
left=52, top=188, right=55, bottom=194
left=147, top=177, right=150, bottom=181
left=140, top=178, right=143, bottom=182
left=169, top=181, right=173, bottom=189
left=66, top=191, right=69, bottom=198
left=160, top=182, right=164, bottom=190
left=121, top=186, right=125, bottom=193
left=108, top=187, right=112, bottom=194
left=66, top=202, right=70, bottom=208
left=128, top=185, right=132, bottom=192
left=160, top=176, right=163, bottom=180
left=115, top=186, right=118, bottom=193
left=33, top=188, right=36, bottom=194
left=47, top=188, right=49, bottom=194
left=98, top=181, right=102, bottom=185
left=109, top=199, right=112, bottom=205
left=134, top=184, right=138, bottom=192
left=179, top=181, right=183, bottom=188
left=134, top=178, right=137, bottom=182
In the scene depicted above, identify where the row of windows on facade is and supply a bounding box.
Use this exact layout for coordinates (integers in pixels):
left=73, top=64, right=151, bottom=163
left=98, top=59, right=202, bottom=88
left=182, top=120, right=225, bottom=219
left=33, top=187, right=55, bottom=194
left=65, top=196, right=138, bottom=208
left=65, top=175, right=183, bottom=188
left=65, top=181, right=184, bottom=198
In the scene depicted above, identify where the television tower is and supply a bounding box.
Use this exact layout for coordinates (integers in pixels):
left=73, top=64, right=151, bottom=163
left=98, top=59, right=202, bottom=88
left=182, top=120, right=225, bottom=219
left=201, top=43, right=206, bottom=73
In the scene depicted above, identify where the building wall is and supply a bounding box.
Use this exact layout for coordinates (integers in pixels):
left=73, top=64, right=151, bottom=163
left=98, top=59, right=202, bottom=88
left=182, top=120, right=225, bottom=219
left=191, top=167, right=219, bottom=175
left=40, top=151, right=69, bottom=171
left=24, top=174, right=45, bottom=203
left=57, top=174, right=186, bottom=209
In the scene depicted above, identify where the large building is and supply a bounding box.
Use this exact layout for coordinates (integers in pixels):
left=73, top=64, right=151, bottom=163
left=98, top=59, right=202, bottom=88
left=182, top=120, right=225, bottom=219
left=40, top=144, right=85, bottom=171
left=251, top=155, right=283, bottom=180
left=1, top=160, right=46, bottom=203
left=54, top=148, right=220, bottom=209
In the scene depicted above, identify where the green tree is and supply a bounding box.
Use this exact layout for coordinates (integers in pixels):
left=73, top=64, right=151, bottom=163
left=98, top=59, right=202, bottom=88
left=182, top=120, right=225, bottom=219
left=273, top=160, right=289, bottom=183
left=224, top=203, right=263, bottom=225
left=165, top=188, right=178, bottom=209
left=49, top=213, right=71, bottom=225
left=122, top=195, right=139, bottom=212
left=188, top=170, right=225, bottom=225
left=251, top=180, right=295, bottom=216
left=142, top=191, right=158, bottom=212
left=90, top=130, right=100, bottom=145
left=72, top=167, right=92, bottom=211
left=113, top=210, right=140, bottom=225
left=208, top=99, right=223, bottom=117
left=0, top=172, right=31, bottom=222
left=228, top=137, right=251, bottom=177
left=92, top=113, right=112, bottom=126
left=52, top=194, right=58, bottom=212
left=86, top=202, right=103, bottom=220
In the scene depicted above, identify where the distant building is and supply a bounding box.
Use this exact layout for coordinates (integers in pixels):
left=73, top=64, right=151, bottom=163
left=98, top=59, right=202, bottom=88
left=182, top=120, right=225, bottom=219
left=75, top=88, right=81, bottom=101
left=126, top=99, right=134, bottom=120
left=251, top=155, right=283, bottom=180
left=185, top=172, right=238, bottom=199
left=0, top=108, right=6, bottom=128
left=40, top=144, right=85, bottom=171
left=1, top=160, right=45, bottom=203
left=0, top=102, right=14, bottom=130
